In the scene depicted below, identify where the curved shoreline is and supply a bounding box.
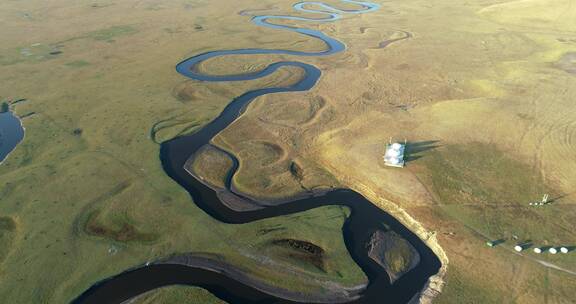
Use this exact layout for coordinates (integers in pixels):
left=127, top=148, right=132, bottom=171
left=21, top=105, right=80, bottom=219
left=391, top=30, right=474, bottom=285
left=320, top=161, right=449, bottom=303
left=0, top=109, right=25, bottom=165
left=73, top=1, right=443, bottom=303
left=156, top=254, right=366, bottom=303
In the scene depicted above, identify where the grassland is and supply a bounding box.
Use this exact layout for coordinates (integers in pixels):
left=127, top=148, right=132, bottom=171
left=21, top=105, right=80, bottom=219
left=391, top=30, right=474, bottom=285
left=188, top=145, right=233, bottom=189
left=0, top=0, right=368, bottom=302
left=132, top=286, right=225, bottom=304
left=302, top=0, right=576, bottom=302
left=1, top=0, right=576, bottom=303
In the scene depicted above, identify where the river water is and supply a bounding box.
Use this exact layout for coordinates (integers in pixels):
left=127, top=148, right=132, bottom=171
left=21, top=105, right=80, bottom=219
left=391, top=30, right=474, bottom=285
left=0, top=111, right=24, bottom=164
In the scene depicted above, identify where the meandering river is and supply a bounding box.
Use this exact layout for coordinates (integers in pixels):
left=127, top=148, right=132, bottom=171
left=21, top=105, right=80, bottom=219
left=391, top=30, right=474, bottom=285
left=74, top=1, right=441, bottom=303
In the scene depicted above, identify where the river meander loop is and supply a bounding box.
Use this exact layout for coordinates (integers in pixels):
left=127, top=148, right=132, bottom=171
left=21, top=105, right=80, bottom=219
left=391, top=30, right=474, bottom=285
left=73, top=1, right=441, bottom=303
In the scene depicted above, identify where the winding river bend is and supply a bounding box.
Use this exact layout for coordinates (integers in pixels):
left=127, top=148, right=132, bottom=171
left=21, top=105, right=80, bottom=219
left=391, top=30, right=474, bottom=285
left=74, top=1, right=441, bottom=303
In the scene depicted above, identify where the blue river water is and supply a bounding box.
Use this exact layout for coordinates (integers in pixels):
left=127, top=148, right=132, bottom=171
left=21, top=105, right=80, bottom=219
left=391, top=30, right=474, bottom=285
left=73, top=1, right=441, bottom=303
left=0, top=111, right=24, bottom=164
left=175, top=0, right=379, bottom=81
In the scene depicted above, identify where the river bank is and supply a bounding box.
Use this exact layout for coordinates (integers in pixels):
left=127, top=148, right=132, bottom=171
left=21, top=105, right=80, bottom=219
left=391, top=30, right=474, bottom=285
left=318, top=159, right=449, bottom=304
left=158, top=254, right=365, bottom=303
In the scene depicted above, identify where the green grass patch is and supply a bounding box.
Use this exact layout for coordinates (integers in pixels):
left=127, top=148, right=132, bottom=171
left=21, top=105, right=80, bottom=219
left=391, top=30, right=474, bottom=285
left=65, top=60, right=90, bottom=68
left=420, top=142, right=548, bottom=206
left=188, top=145, right=232, bottom=188
left=436, top=267, right=505, bottom=304
left=133, top=286, right=225, bottom=304
left=85, top=25, right=138, bottom=42
left=0, top=216, right=17, bottom=263
left=0, top=54, right=24, bottom=66
left=419, top=141, right=573, bottom=242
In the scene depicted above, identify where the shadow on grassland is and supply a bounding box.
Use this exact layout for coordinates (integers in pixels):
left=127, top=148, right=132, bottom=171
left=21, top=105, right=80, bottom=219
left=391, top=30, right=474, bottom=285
left=405, top=140, right=441, bottom=163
